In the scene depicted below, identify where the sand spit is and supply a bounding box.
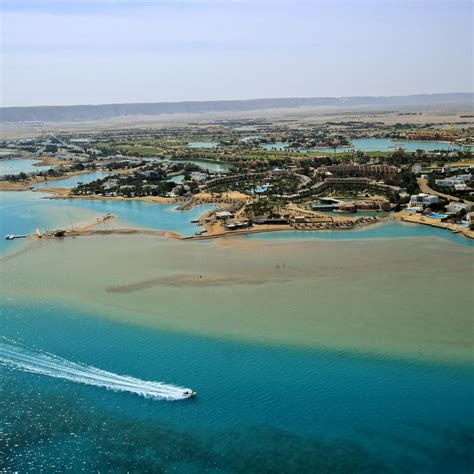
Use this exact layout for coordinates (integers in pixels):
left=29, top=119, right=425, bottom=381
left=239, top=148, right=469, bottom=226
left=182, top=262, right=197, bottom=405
left=106, top=273, right=289, bottom=293
left=39, top=226, right=183, bottom=241
left=0, top=170, right=94, bottom=192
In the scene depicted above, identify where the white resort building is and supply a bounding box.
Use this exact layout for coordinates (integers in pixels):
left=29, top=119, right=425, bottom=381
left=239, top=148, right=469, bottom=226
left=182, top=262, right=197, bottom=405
left=446, top=202, right=473, bottom=214
left=408, top=193, right=439, bottom=208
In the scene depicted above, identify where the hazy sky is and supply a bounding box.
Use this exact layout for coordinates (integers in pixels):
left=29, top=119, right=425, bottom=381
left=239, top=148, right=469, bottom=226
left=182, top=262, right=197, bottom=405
left=1, top=0, right=472, bottom=107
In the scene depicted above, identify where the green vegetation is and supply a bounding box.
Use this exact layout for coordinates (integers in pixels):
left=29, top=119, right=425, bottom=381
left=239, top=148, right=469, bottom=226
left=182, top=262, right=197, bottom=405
left=245, top=199, right=286, bottom=218
left=385, top=169, right=420, bottom=194
left=2, top=122, right=472, bottom=216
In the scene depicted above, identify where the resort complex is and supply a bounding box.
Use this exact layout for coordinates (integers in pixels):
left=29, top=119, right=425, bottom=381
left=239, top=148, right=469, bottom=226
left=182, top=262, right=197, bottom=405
left=1, top=118, right=473, bottom=241
left=1, top=0, right=473, bottom=469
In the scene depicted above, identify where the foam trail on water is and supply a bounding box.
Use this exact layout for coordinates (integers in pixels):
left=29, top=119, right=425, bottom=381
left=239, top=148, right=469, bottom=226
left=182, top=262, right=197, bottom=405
left=0, top=342, right=192, bottom=401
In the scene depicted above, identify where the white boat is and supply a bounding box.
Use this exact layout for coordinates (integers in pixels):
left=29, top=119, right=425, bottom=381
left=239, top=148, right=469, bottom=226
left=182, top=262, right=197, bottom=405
left=182, top=389, right=196, bottom=398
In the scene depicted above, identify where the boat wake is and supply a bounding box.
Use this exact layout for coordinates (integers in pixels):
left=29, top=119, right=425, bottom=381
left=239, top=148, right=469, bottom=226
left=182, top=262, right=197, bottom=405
left=0, top=341, right=193, bottom=401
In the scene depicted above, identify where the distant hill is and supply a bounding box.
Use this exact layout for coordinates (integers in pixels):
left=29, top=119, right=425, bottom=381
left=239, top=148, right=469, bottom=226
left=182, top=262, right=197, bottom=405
left=1, top=93, right=472, bottom=123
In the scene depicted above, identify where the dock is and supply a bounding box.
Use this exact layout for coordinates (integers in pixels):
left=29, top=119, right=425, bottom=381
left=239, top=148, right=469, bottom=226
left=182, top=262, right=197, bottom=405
left=4, top=234, right=28, bottom=240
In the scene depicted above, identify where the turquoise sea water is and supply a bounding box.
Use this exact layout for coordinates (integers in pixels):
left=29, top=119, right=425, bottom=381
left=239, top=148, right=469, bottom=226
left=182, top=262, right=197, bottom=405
left=1, top=301, right=473, bottom=472
left=1, top=191, right=473, bottom=472
left=260, top=138, right=473, bottom=153
left=248, top=220, right=473, bottom=247
left=0, top=191, right=99, bottom=255
left=0, top=159, right=51, bottom=176
left=0, top=191, right=214, bottom=255
left=1, top=191, right=471, bottom=256
left=62, top=199, right=216, bottom=235
left=34, top=171, right=111, bottom=188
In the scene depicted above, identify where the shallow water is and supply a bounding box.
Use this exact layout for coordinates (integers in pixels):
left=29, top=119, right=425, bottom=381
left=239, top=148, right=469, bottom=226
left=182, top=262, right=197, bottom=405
left=0, top=158, right=51, bottom=176
left=0, top=191, right=100, bottom=255
left=248, top=220, right=473, bottom=247
left=1, top=189, right=473, bottom=472
left=34, top=171, right=111, bottom=188
left=1, top=300, right=473, bottom=472
left=260, top=138, right=473, bottom=153
left=0, top=190, right=214, bottom=255
left=2, top=232, right=472, bottom=363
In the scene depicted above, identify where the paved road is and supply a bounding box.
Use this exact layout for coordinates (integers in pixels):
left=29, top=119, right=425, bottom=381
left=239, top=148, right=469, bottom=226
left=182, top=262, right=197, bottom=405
left=417, top=178, right=473, bottom=204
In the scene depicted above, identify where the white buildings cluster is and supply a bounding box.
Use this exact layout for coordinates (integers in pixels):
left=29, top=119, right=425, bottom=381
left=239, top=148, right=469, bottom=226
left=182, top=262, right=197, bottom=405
left=435, top=174, right=471, bottom=191
left=445, top=202, right=473, bottom=214
left=408, top=193, right=439, bottom=209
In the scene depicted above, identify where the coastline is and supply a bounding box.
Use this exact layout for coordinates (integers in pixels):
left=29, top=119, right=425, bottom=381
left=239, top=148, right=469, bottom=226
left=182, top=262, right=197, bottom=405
left=31, top=215, right=385, bottom=243
left=32, top=156, right=69, bottom=167
left=25, top=191, right=387, bottom=242
left=2, top=179, right=472, bottom=242
left=12, top=187, right=473, bottom=242
left=185, top=217, right=384, bottom=240
left=395, top=211, right=474, bottom=239
left=26, top=212, right=184, bottom=242
left=0, top=169, right=100, bottom=192
left=36, top=186, right=175, bottom=204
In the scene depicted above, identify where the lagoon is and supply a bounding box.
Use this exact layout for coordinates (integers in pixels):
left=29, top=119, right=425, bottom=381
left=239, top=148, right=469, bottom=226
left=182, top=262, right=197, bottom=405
left=260, top=137, right=473, bottom=153
left=179, top=159, right=230, bottom=172
left=0, top=190, right=214, bottom=255
left=187, top=141, right=219, bottom=149
left=0, top=191, right=100, bottom=255
left=327, top=138, right=472, bottom=153
left=1, top=188, right=472, bottom=257
left=35, top=171, right=111, bottom=188
left=165, top=174, right=184, bottom=184
left=33, top=162, right=228, bottom=191
left=0, top=159, right=51, bottom=176
left=248, top=219, right=473, bottom=247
